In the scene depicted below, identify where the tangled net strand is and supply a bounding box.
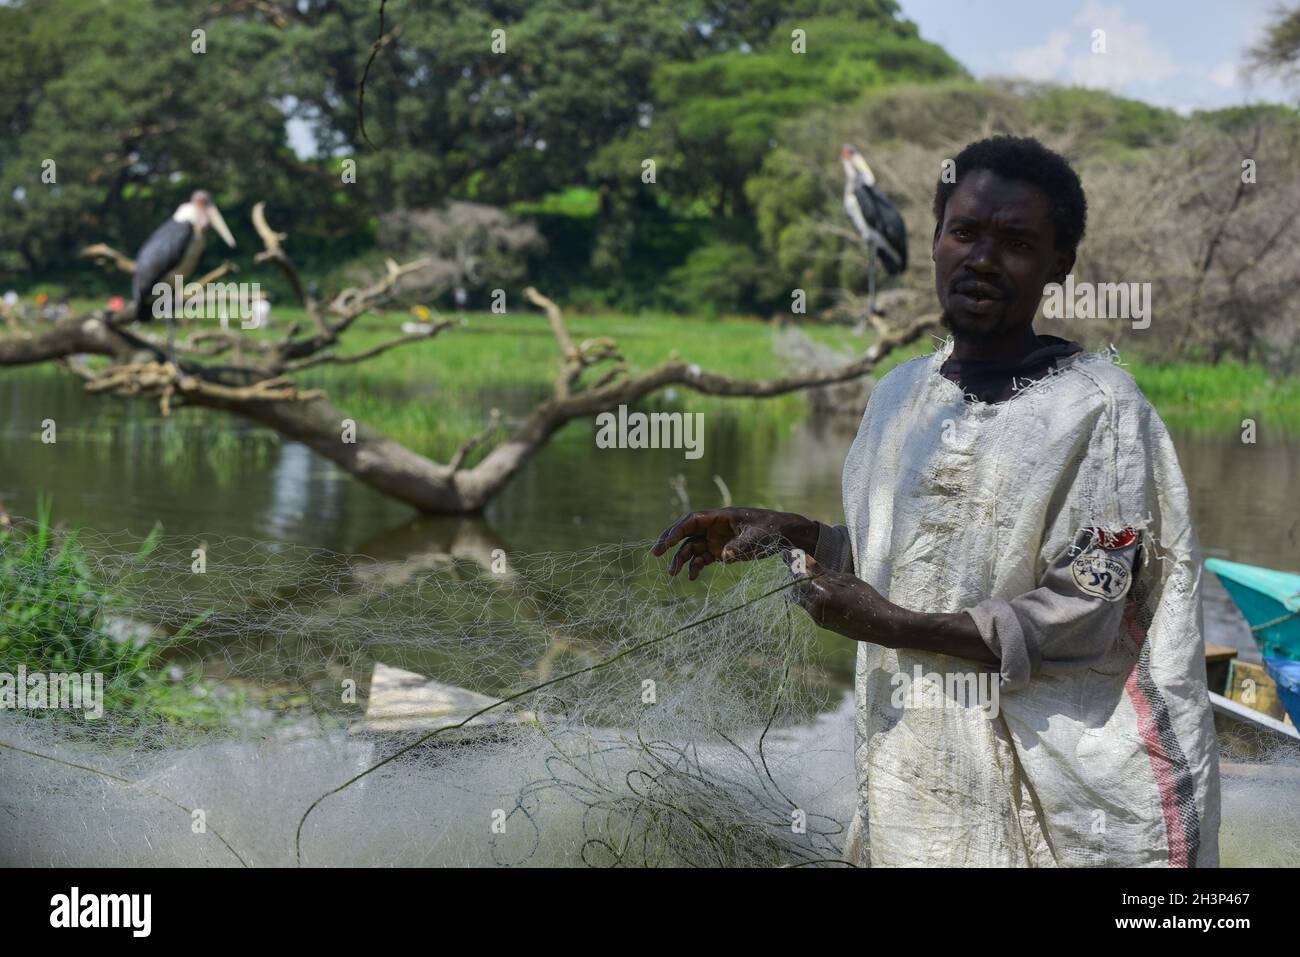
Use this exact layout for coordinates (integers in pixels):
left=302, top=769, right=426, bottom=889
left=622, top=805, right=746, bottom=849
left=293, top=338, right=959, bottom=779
left=0, top=516, right=856, bottom=867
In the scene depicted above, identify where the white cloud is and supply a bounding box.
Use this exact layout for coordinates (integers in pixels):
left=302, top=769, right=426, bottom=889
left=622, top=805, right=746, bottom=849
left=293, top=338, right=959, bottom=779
left=1007, top=29, right=1072, bottom=81
left=1004, top=2, right=1180, bottom=92
left=905, top=0, right=1296, bottom=112
left=1209, top=61, right=1239, bottom=89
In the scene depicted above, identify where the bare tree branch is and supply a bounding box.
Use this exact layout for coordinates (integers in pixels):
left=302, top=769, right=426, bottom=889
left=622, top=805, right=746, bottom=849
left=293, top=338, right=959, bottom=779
left=449, top=408, right=501, bottom=472
left=526, top=286, right=577, bottom=360
left=1, top=203, right=928, bottom=514
left=283, top=321, right=452, bottom=372
left=357, top=0, right=395, bottom=149
left=252, top=200, right=327, bottom=336
left=83, top=360, right=324, bottom=417
left=248, top=202, right=437, bottom=371
left=0, top=313, right=137, bottom=364
left=524, top=286, right=624, bottom=397
left=193, top=260, right=240, bottom=287
left=79, top=243, right=136, bottom=274
left=325, top=256, right=435, bottom=333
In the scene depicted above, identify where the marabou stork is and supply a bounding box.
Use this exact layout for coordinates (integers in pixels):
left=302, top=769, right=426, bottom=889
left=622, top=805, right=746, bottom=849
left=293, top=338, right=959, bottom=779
left=131, top=190, right=236, bottom=359
left=841, top=144, right=907, bottom=317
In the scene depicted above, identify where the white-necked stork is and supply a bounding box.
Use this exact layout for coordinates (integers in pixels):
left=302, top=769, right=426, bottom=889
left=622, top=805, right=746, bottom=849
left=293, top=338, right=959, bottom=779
left=841, top=144, right=907, bottom=316
left=131, top=190, right=235, bottom=357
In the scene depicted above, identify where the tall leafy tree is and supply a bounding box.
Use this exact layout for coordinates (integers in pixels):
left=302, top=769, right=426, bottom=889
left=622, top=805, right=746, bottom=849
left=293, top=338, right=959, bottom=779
left=281, top=0, right=720, bottom=208
left=587, top=7, right=963, bottom=308
left=0, top=0, right=329, bottom=275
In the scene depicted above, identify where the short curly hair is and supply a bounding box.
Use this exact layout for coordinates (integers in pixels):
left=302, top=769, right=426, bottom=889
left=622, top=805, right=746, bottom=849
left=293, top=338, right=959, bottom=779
left=932, top=136, right=1088, bottom=253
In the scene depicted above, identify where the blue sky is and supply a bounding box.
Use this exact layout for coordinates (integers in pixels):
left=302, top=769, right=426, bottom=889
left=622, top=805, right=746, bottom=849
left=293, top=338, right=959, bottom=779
left=899, top=0, right=1296, bottom=113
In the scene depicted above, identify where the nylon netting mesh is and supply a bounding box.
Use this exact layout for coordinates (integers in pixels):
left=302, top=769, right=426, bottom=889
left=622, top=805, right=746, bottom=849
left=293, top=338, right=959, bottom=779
left=1, top=513, right=1296, bottom=867
left=0, top=514, right=856, bottom=867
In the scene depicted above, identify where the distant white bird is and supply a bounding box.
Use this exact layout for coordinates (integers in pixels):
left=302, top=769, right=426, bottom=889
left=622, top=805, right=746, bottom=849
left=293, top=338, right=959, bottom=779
left=251, top=297, right=271, bottom=329
left=841, top=144, right=907, bottom=317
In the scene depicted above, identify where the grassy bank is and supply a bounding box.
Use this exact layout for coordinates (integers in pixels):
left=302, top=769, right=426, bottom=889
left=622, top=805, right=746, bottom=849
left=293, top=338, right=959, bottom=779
left=293, top=309, right=883, bottom=461
left=279, top=306, right=1300, bottom=445
left=0, top=502, right=232, bottom=729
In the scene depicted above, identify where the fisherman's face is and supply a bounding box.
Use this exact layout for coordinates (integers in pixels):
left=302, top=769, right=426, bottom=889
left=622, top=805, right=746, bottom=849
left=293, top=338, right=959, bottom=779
left=932, top=170, right=1073, bottom=341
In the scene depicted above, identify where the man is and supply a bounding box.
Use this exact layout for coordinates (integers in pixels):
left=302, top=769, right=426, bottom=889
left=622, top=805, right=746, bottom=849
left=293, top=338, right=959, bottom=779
left=653, top=136, right=1220, bottom=867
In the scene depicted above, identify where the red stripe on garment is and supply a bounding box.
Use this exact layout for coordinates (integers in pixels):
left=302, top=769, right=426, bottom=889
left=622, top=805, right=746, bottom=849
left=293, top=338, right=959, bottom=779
left=1122, top=604, right=1190, bottom=867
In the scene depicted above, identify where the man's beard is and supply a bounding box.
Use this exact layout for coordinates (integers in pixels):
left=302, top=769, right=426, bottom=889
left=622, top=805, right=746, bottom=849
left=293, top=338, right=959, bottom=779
left=940, top=302, right=1018, bottom=341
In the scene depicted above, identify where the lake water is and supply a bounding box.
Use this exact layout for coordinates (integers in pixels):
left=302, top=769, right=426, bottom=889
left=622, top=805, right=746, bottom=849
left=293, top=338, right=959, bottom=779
left=2, top=365, right=1296, bottom=670
left=3, top=365, right=1298, bottom=867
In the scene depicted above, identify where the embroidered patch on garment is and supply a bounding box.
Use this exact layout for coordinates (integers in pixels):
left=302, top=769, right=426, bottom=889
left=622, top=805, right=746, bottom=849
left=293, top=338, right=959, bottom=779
left=1071, top=549, right=1133, bottom=602
left=1087, top=527, right=1138, bottom=550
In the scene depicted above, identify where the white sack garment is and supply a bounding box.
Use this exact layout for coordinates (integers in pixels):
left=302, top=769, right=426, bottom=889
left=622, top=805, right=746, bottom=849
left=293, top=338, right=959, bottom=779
left=819, top=339, right=1220, bottom=867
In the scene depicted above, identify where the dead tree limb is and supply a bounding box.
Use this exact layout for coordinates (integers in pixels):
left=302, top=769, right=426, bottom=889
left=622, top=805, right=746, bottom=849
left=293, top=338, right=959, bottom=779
left=524, top=286, right=624, bottom=397
left=252, top=200, right=328, bottom=336
left=1, top=204, right=934, bottom=513
left=449, top=409, right=502, bottom=472
left=282, top=324, right=450, bottom=372
left=194, top=260, right=240, bottom=286
left=79, top=243, right=137, bottom=274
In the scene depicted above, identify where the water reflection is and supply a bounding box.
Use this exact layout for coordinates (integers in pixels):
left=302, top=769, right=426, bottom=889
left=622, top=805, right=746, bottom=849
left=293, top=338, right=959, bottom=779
left=1, top=365, right=1295, bottom=569
left=263, top=442, right=330, bottom=545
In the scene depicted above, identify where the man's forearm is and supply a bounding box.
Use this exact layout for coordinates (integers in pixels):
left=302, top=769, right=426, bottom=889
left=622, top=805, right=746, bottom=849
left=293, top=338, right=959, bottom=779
left=806, top=576, right=999, bottom=668
left=883, top=606, right=1000, bottom=668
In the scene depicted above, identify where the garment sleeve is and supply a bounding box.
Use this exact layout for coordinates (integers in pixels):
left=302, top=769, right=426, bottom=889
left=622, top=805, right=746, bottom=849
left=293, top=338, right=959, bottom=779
left=964, top=527, right=1141, bottom=692
left=813, top=521, right=854, bottom=575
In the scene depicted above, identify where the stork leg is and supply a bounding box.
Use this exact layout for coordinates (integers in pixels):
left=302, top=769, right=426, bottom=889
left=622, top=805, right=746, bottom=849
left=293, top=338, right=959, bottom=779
left=866, top=244, right=878, bottom=318
left=166, top=314, right=177, bottom=367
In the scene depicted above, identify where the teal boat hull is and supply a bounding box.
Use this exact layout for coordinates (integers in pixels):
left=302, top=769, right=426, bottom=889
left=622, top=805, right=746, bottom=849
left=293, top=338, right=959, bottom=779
left=1205, top=558, right=1300, bottom=663
left=1207, top=557, right=1300, bottom=726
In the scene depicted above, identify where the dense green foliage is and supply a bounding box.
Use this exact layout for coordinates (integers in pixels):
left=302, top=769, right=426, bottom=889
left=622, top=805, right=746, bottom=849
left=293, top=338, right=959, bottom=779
left=2, top=0, right=1296, bottom=352
left=1, top=0, right=961, bottom=308
left=0, top=500, right=226, bottom=725
left=0, top=0, right=347, bottom=278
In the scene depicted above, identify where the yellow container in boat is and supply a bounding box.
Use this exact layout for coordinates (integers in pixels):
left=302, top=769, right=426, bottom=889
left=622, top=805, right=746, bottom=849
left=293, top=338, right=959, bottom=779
left=1226, top=659, right=1288, bottom=721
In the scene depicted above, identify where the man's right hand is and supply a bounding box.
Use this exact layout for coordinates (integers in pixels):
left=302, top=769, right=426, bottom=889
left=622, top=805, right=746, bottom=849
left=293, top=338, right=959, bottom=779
left=652, top=508, right=819, bottom=580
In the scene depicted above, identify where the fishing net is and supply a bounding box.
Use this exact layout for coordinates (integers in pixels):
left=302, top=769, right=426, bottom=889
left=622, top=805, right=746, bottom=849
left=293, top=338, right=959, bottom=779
left=0, top=513, right=856, bottom=867
left=1212, top=708, right=1300, bottom=868
left=1, top=512, right=1296, bottom=867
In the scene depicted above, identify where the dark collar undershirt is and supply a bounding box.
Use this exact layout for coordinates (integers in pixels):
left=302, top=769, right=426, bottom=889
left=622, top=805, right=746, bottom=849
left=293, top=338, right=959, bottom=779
left=940, top=334, right=1083, bottom=404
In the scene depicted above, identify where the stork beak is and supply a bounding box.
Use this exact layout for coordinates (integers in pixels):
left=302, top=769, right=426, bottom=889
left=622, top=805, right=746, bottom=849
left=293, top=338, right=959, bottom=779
left=852, top=153, right=876, bottom=186
left=208, top=204, right=236, bottom=248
